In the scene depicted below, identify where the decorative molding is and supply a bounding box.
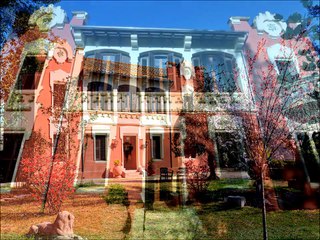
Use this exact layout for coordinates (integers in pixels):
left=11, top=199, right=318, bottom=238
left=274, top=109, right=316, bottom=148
left=253, top=11, right=287, bottom=38
left=53, top=42, right=73, bottom=64
left=184, top=36, right=192, bottom=52
left=180, top=60, right=194, bottom=81
left=73, top=30, right=84, bottom=48
left=131, top=34, right=139, bottom=50
left=229, top=16, right=250, bottom=25
left=267, top=43, right=299, bottom=74
left=208, top=115, right=242, bottom=131
left=72, top=11, right=88, bottom=20
left=29, top=5, right=67, bottom=31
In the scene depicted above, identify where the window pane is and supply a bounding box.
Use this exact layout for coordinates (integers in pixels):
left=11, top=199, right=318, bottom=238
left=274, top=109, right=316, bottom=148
left=152, top=135, right=161, bottom=159
left=96, top=135, right=106, bottom=161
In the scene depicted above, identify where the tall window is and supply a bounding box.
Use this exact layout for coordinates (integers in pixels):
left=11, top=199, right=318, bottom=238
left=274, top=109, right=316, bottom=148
left=15, top=55, right=45, bottom=90
left=139, top=51, right=182, bottom=90
left=152, top=135, right=162, bottom=159
left=95, top=135, right=108, bottom=161
left=192, top=52, right=237, bottom=93
left=53, top=84, right=66, bottom=109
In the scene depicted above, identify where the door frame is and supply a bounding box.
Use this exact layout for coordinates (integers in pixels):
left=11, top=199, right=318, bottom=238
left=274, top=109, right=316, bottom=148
left=122, top=134, right=138, bottom=170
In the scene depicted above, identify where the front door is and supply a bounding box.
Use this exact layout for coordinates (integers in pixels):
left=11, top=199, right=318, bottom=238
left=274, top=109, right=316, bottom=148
left=123, top=136, right=136, bottom=170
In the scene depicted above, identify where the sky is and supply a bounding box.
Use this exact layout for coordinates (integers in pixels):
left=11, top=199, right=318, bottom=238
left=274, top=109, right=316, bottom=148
left=56, top=1, right=307, bottom=30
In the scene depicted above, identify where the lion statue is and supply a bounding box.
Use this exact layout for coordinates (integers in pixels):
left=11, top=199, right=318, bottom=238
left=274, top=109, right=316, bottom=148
left=27, top=211, right=75, bottom=238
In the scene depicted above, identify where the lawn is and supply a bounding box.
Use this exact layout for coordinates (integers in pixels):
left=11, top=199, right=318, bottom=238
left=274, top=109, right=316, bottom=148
left=128, top=202, right=319, bottom=240
left=196, top=202, right=320, bottom=240
left=0, top=193, right=129, bottom=240
left=1, top=181, right=319, bottom=240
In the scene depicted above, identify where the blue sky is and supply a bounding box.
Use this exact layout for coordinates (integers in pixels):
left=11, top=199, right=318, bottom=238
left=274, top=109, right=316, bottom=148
left=56, top=1, right=307, bottom=30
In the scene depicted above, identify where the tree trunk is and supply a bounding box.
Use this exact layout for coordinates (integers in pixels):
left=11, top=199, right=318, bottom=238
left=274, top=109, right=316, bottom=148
left=207, top=152, right=219, bottom=180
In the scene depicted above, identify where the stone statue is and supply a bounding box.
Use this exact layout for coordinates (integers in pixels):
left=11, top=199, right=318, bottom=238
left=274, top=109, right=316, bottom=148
left=27, top=211, right=83, bottom=239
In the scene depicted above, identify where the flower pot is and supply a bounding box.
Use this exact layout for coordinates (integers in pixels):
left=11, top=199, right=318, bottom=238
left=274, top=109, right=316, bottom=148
left=113, top=165, right=123, bottom=178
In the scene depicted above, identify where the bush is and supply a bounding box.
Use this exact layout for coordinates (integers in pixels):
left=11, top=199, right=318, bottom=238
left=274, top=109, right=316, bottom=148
left=75, top=180, right=97, bottom=189
left=104, top=184, right=129, bottom=206
left=185, top=157, right=210, bottom=201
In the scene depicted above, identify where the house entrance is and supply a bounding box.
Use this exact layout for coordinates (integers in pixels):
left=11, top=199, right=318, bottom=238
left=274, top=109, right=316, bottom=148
left=123, top=136, right=136, bottom=170
left=0, top=133, right=24, bottom=183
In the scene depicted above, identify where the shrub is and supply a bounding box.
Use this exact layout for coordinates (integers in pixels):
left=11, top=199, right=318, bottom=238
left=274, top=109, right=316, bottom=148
left=75, top=180, right=96, bottom=189
left=185, top=157, right=210, bottom=201
left=104, top=184, right=129, bottom=206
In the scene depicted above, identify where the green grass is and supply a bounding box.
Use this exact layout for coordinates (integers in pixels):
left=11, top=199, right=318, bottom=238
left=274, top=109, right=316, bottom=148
left=130, top=200, right=319, bottom=240
left=207, top=179, right=253, bottom=191
left=0, top=234, right=30, bottom=240
left=130, top=206, right=207, bottom=240
left=197, top=202, right=320, bottom=240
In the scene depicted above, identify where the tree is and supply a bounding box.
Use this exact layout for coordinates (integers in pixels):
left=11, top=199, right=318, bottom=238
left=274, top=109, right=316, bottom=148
left=1, top=5, right=82, bottom=213
left=19, top=131, right=76, bottom=214
left=239, top=30, right=319, bottom=239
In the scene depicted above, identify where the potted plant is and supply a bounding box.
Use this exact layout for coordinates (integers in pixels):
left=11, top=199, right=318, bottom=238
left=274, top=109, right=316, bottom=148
left=113, top=160, right=123, bottom=178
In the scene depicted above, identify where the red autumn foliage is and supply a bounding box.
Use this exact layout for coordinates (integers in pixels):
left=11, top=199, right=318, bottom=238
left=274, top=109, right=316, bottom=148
left=184, top=155, right=210, bottom=196
left=20, top=151, right=76, bottom=214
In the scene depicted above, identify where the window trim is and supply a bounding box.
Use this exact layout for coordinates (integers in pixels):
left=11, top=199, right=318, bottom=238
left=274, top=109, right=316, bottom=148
left=93, top=133, right=109, bottom=162
left=150, top=133, right=164, bottom=161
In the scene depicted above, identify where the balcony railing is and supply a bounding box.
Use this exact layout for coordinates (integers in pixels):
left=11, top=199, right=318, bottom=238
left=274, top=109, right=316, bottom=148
left=145, top=93, right=167, bottom=113
left=87, top=92, right=113, bottom=111
left=117, top=92, right=140, bottom=112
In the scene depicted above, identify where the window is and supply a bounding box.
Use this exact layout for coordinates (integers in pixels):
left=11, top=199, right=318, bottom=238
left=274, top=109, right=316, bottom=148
left=139, top=51, right=182, bottom=90
left=53, top=84, right=66, bottom=109
left=53, top=133, right=67, bottom=158
left=95, top=135, right=108, bottom=161
left=152, top=135, right=162, bottom=159
left=275, top=60, right=299, bottom=85
left=192, top=52, right=237, bottom=93
left=15, top=55, right=45, bottom=90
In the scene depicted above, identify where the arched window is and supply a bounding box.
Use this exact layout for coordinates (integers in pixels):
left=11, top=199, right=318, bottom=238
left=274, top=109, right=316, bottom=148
left=84, top=49, right=130, bottom=86
left=139, top=51, right=182, bottom=91
left=192, top=52, right=237, bottom=93
left=85, top=50, right=130, bottom=111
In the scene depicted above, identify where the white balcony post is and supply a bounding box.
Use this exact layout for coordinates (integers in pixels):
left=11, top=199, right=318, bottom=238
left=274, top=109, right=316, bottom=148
left=140, top=92, right=145, bottom=113
left=113, top=89, right=118, bottom=112
left=165, top=91, right=171, bottom=124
